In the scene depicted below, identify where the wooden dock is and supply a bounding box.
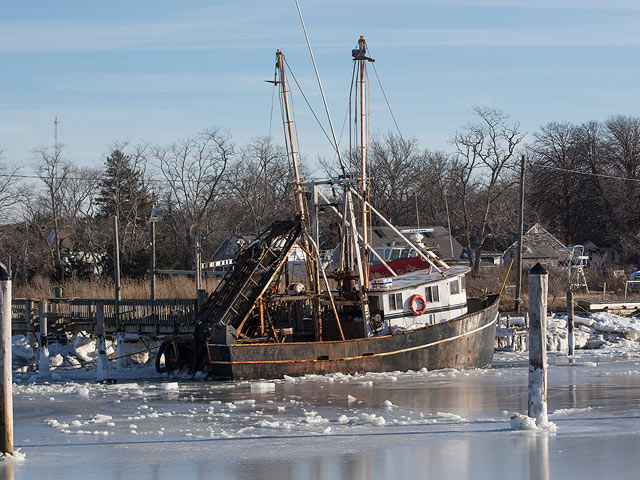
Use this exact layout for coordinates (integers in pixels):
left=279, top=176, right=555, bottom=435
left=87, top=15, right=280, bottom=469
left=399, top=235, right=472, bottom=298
left=577, top=299, right=640, bottom=315
left=11, top=298, right=198, bottom=338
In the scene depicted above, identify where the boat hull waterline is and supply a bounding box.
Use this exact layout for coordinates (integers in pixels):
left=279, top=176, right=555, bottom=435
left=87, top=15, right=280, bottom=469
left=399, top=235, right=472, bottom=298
left=204, top=294, right=499, bottom=380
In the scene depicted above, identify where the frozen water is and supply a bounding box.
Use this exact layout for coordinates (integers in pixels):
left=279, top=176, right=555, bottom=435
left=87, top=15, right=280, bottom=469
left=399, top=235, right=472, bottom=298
left=5, top=336, right=640, bottom=479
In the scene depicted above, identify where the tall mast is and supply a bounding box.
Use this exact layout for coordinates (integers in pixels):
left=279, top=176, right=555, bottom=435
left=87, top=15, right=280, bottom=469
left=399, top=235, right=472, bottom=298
left=353, top=36, right=374, bottom=290
left=274, top=49, right=323, bottom=340
left=276, top=50, right=306, bottom=220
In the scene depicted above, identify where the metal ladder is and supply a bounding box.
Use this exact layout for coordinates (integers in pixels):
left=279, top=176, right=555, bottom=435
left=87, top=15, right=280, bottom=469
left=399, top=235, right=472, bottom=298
left=196, top=220, right=302, bottom=329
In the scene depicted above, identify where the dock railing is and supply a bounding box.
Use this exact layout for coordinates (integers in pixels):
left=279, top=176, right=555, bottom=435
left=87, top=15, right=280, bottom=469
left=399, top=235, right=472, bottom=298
left=11, top=298, right=198, bottom=336
left=624, top=281, right=640, bottom=300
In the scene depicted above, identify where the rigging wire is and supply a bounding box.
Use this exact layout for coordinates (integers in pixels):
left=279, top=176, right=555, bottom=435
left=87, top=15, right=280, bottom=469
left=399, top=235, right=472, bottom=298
left=335, top=61, right=357, bottom=166
left=371, top=62, right=402, bottom=138
left=268, top=67, right=277, bottom=139
left=293, top=0, right=347, bottom=176
left=535, top=164, right=640, bottom=183
left=282, top=58, right=335, bottom=154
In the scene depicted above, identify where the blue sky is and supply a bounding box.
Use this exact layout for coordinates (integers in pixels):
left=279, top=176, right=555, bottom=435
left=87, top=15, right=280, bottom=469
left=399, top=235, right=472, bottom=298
left=2, top=0, right=640, bottom=173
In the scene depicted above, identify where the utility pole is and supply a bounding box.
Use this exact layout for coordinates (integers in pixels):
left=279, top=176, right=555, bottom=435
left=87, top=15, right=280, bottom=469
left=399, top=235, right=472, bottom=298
left=515, top=154, right=526, bottom=312
left=195, top=234, right=206, bottom=310
left=148, top=207, right=163, bottom=320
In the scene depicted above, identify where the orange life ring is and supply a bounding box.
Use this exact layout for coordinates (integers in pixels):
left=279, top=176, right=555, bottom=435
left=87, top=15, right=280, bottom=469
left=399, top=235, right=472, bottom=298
left=409, top=294, right=427, bottom=316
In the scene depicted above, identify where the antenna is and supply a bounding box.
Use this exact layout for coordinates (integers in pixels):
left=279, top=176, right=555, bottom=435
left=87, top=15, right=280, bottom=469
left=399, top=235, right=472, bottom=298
left=54, top=115, right=59, bottom=152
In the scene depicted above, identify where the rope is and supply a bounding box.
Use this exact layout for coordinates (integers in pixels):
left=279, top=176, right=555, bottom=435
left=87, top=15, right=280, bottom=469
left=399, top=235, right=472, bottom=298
left=293, top=0, right=347, bottom=176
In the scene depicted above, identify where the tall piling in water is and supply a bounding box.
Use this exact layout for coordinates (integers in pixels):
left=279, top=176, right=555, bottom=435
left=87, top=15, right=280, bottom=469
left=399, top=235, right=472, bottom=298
left=567, top=291, right=575, bottom=356
left=528, top=262, right=549, bottom=426
left=0, top=262, right=14, bottom=454
left=39, top=300, right=50, bottom=376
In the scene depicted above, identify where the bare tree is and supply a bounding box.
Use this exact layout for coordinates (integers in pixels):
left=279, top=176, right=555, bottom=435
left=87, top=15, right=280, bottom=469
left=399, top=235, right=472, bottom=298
left=528, top=122, right=591, bottom=243
left=153, top=128, right=233, bottom=266
left=226, top=136, right=291, bottom=234
left=34, top=144, right=71, bottom=281
left=450, top=107, right=524, bottom=271
left=0, top=150, right=21, bottom=225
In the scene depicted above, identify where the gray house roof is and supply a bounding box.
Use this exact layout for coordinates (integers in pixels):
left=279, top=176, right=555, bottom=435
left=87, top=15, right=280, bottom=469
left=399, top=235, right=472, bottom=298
left=504, top=223, right=566, bottom=260
left=208, top=234, right=256, bottom=262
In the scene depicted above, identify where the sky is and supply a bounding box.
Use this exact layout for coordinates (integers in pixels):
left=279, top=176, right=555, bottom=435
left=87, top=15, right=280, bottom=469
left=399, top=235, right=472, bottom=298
left=2, top=0, right=640, bottom=174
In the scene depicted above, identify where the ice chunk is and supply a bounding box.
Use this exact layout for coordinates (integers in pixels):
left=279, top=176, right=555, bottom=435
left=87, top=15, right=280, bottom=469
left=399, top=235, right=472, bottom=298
left=76, top=386, right=90, bottom=397
left=336, top=415, right=350, bottom=424
left=91, top=414, right=113, bottom=424
left=161, top=382, right=179, bottom=391
left=50, top=354, right=64, bottom=367
left=510, top=413, right=539, bottom=430
left=251, top=382, right=275, bottom=392
left=347, top=395, right=357, bottom=403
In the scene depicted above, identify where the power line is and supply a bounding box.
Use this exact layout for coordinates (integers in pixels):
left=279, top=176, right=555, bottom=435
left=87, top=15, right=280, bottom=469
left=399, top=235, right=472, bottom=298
left=535, top=164, right=640, bottom=183
left=0, top=172, right=166, bottom=183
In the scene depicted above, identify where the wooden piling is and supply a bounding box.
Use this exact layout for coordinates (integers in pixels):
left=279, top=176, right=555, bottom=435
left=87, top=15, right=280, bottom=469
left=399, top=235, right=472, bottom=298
left=39, top=300, right=50, bottom=376
left=0, top=262, right=14, bottom=454
left=528, top=262, right=549, bottom=426
left=567, top=291, right=575, bottom=356
left=25, top=299, right=35, bottom=348
left=95, top=304, right=111, bottom=382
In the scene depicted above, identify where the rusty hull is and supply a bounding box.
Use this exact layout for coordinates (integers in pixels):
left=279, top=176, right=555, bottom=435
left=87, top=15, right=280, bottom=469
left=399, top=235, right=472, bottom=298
left=205, top=294, right=499, bottom=380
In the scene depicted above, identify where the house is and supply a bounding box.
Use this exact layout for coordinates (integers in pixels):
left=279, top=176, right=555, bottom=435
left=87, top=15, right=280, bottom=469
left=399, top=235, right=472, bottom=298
left=206, top=234, right=256, bottom=277
left=582, top=240, right=619, bottom=267
left=503, top=223, right=567, bottom=269
left=479, top=252, right=504, bottom=266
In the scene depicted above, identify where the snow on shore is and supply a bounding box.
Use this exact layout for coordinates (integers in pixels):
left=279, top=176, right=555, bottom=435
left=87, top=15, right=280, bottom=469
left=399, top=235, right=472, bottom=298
left=499, top=310, right=640, bottom=355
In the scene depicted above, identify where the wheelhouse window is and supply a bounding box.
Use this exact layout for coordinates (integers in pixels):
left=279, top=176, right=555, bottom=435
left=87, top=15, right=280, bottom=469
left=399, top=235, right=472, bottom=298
left=450, top=279, right=460, bottom=295
left=425, top=285, right=440, bottom=303
left=388, top=292, right=403, bottom=311
left=460, top=276, right=466, bottom=291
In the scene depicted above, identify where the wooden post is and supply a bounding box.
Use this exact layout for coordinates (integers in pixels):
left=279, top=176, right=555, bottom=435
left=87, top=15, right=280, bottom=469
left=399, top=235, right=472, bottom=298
left=150, top=220, right=156, bottom=304
left=39, top=300, right=50, bottom=376
left=95, top=304, right=111, bottom=382
left=25, top=299, right=35, bottom=348
left=567, top=291, right=575, bottom=356
left=514, top=154, right=526, bottom=312
left=528, top=262, right=549, bottom=426
left=112, top=215, right=121, bottom=332
left=0, top=262, right=14, bottom=454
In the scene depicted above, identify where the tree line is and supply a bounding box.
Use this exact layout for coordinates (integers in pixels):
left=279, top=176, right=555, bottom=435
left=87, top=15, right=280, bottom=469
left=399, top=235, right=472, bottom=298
left=1, top=107, right=639, bottom=287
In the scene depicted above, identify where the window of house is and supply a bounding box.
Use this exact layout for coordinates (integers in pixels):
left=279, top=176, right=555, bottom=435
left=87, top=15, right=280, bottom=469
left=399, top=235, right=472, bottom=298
left=388, top=292, right=403, bottom=310
left=450, top=279, right=460, bottom=295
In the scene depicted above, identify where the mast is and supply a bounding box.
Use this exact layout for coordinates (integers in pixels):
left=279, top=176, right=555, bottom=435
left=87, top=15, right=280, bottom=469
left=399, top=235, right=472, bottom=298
left=353, top=36, right=374, bottom=290
left=358, top=37, right=369, bottom=290
left=274, top=49, right=323, bottom=340
left=276, top=50, right=307, bottom=220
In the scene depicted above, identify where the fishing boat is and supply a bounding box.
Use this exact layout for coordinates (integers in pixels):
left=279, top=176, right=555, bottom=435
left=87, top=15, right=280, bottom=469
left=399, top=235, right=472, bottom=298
left=156, top=37, right=499, bottom=380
